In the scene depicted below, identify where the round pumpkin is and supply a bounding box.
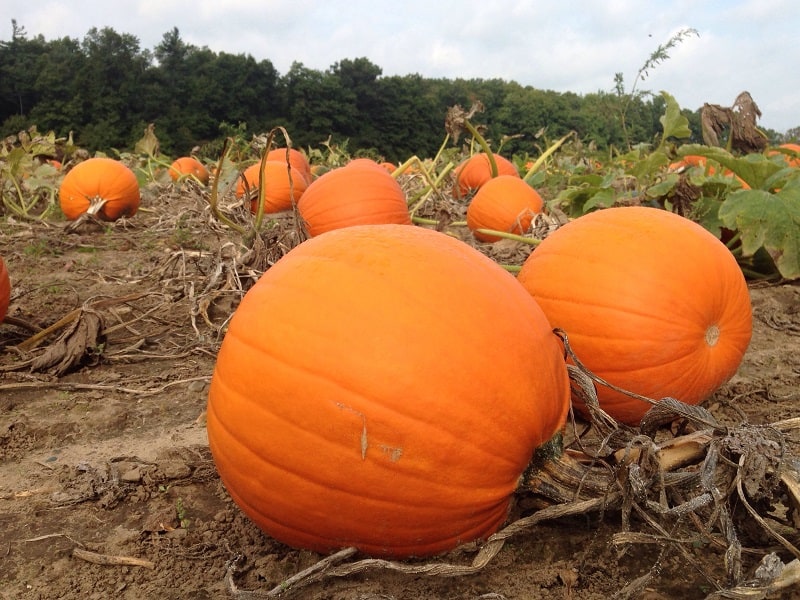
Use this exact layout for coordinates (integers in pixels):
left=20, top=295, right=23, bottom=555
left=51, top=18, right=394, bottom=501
left=207, top=224, right=570, bottom=558
left=297, top=159, right=411, bottom=237
left=169, top=156, right=209, bottom=184
left=58, top=157, right=140, bottom=221
left=517, top=206, right=752, bottom=426
left=0, top=256, right=10, bottom=324
left=235, top=161, right=309, bottom=213
left=266, top=147, right=313, bottom=184
left=467, top=175, right=544, bottom=242
left=453, top=152, right=520, bottom=200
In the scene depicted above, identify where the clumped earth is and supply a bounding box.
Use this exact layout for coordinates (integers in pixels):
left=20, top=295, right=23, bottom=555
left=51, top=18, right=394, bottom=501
left=1, top=176, right=799, bottom=600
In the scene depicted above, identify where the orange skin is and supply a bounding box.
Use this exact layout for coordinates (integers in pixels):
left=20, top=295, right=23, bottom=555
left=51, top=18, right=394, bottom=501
left=518, top=206, right=752, bottom=426
left=453, top=153, right=520, bottom=200
left=297, top=159, right=411, bottom=237
left=466, top=175, right=544, bottom=242
left=236, top=161, right=309, bottom=213
left=169, top=156, right=209, bottom=184
left=207, top=224, right=570, bottom=558
left=58, top=157, right=140, bottom=221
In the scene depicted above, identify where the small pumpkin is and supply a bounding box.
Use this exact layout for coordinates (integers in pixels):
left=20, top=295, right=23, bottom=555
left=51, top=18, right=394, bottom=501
left=517, top=206, right=752, bottom=426
left=0, top=255, right=10, bottom=324
left=297, top=159, right=411, bottom=237
left=235, top=161, right=308, bottom=213
left=453, top=152, right=520, bottom=200
left=169, top=156, right=209, bottom=184
left=466, top=175, right=544, bottom=242
left=58, top=157, right=140, bottom=221
left=266, top=147, right=313, bottom=184
left=207, top=224, right=570, bottom=558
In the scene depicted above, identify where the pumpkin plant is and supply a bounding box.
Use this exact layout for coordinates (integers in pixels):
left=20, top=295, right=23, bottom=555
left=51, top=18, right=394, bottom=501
left=0, top=255, right=10, bottom=323
left=235, top=160, right=308, bottom=214
left=466, top=175, right=544, bottom=242
left=58, top=157, right=140, bottom=221
left=517, top=205, right=752, bottom=426
left=207, top=223, right=570, bottom=559
left=297, top=158, right=412, bottom=237
left=169, top=156, right=210, bottom=185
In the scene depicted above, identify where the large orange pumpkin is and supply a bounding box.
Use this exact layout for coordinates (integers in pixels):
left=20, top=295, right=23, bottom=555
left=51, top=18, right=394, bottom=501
left=466, top=175, right=544, bottom=242
left=207, top=224, right=570, bottom=558
left=0, top=256, right=10, bottom=324
left=517, top=206, right=752, bottom=426
left=297, top=159, right=411, bottom=237
left=453, top=152, right=520, bottom=200
left=58, top=158, right=140, bottom=221
left=235, top=161, right=309, bottom=213
left=266, top=147, right=313, bottom=184
left=169, top=156, right=209, bottom=184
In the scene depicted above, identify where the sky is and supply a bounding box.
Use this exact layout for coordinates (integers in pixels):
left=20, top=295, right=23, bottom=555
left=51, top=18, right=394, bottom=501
left=4, top=0, right=799, bottom=133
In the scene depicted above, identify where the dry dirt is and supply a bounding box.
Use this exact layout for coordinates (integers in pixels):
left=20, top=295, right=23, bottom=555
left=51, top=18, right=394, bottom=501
left=1, top=179, right=799, bottom=600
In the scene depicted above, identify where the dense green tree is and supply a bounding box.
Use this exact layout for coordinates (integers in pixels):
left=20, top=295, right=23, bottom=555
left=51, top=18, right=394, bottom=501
left=1, top=23, right=793, bottom=158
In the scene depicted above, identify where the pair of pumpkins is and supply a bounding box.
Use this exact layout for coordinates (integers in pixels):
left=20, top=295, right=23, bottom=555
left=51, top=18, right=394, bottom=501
left=235, top=148, right=313, bottom=214
left=206, top=205, right=752, bottom=561
left=455, top=153, right=545, bottom=243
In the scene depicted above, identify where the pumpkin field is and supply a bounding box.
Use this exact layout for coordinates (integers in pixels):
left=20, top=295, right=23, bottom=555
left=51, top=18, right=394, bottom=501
left=1, top=100, right=800, bottom=600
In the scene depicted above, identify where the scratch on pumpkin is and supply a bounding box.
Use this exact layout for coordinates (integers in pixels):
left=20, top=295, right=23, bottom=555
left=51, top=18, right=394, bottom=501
left=336, top=403, right=369, bottom=460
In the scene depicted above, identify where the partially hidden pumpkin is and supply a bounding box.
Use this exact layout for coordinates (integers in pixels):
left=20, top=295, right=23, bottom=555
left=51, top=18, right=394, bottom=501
left=266, top=147, right=313, bottom=185
left=453, top=152, right=520, bottom=200
left=207, top=223, right=570, bottom=558
left=297, top=158, right=411, bottom=237
left=0, top=255, right=10, bottom=324
left=235, top=161, right=309, bottom=213
left=58, top=157, right=141, bottom=221
left=517, top=206, right=752, bottom=426
left=169, top=156, right=209, bottom=184
left=466, top=175, right=544, bottom=242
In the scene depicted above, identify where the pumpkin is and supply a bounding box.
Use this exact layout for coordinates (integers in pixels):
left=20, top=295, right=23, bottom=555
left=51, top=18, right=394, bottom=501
left=668, top=155, right=750, bottom=189
left=235, top=161, right=309, bottom=213
left=517, top=206, right=752, bottom=426
left=466, top=175, right=544, bottom=242
left=453, top=152, right=520, bottom=200
left=266, top=147, right=313, bottom=184
left=0, top=255, right=10, bottom=324
left=58, top=157, right=140, bottom=221
left=778, top=143, right=800, bottom=168
left=207, top=224, right=570, bottom=558
left=169, top=156, right=209, bottom=184
left=297, top=159, right=411, bottom=237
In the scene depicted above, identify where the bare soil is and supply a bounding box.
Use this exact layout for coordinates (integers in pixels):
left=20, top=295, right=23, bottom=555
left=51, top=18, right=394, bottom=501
left=1, top=180, right=799, bottom=600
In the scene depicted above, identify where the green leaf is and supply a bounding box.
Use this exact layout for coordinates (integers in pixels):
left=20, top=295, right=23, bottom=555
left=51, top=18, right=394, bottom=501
left=658, top=91, right=692, bottom=141
left=677, top=144, right=785, bottom=191
left=719, top=188, right=800, bottom=280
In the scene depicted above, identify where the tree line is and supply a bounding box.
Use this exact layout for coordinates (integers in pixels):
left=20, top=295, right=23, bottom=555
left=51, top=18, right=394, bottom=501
left=0, top=22, right=791, bottom=162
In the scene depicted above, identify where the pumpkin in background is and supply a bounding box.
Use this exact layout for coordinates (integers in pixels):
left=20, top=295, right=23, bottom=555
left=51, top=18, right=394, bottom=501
left=467, top=175, right=544, bottom=242
left=207, top=224, right=570, bottom=558
left=235, top=161, right=309, bottom=213
left=517, top=206, right=752, bottom=426
left=297, top=158, right=411, bottom=237
left=453, top=152, right=520, bottom=200
left=169, top=156, right=209, bottom=184
left=777, top=143, right=800, bottom=168
left=58, top=157, right=140, bottom=221
left=266, top=147, right=313, bottom=184
left=0, top=255, right=10, bottom=324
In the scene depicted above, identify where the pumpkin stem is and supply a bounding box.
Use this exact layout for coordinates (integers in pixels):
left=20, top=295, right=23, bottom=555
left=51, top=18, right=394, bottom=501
left=85, top=196, right=109, bottom=217
left=474, top=229, right=542, bottom=245
left=521, top=131, right=576, bottom=182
